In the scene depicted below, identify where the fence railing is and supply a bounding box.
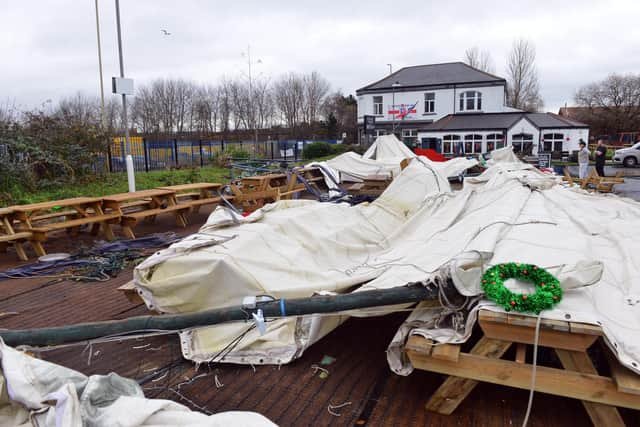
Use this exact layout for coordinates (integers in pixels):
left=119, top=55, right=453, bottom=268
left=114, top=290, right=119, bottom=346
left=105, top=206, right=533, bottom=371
left=99, top=139, right=338, bottom=173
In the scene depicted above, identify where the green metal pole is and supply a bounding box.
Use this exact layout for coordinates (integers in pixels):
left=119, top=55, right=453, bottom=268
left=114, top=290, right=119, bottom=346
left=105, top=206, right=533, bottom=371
left=0, top=284, right=454, bottom=347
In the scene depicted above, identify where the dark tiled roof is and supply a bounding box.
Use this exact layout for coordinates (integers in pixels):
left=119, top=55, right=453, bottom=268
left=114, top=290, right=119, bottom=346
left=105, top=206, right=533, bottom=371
left=357, top=62, right=505, bottom=93
left=526, top=112, right=587, bottom=128
left=422, top=112, right=589, bottom=132
left=422, top=113, right=524, bottom=131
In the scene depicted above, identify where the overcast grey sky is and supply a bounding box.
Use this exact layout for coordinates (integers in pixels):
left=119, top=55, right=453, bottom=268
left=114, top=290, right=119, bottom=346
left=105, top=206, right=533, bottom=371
left=1, top=0, right=639, bottom=112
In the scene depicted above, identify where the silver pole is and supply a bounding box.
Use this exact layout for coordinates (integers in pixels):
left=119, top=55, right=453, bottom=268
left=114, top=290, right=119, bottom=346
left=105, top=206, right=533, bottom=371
left=95, top=0, right=106, bottom=128
left=247, top=45, right=258, bottom=144
left=115, top=0, right=135, bottom=191
left=392, top=88, right=395, bottom=134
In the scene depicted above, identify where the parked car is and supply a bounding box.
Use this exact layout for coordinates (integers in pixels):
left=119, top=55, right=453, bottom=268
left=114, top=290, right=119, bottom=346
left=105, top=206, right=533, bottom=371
left=612, top=142, right=640, bottom=167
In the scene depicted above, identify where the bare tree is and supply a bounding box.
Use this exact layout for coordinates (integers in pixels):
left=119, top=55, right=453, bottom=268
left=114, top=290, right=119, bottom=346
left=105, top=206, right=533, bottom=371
left=252, top=78, right=275, bottom=129
left=574, top=73, right=640, bottom=134
left=506, top=39, right=544, bottom=112
left=273, top=73, right=305, bottom=133
left=191, top=85, right=220, bottom=134
left=464, top=47, right=495, bottom=74
left=302, top=71, right=330, bottom=124
left=55, top=93, right=100, bottom=124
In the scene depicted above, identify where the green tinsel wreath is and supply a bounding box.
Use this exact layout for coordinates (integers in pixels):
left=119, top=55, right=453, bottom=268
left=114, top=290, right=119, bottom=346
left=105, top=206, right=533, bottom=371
left=481, top=263, right=562, bottom=314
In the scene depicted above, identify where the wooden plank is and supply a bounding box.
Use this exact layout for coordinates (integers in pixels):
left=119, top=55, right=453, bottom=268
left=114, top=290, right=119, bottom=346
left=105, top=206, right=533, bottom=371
left=31, top=213, right=121, bottom=232
left=409, top=349, right=640, bottom=410
left=423, top=337, right=512, bottom=415
left=556, top=349, right=625, bottom=427
left=515, top=343, right=527, bottom=364
left=431, top=344, right=461, bottom=362
left=157, top=182, right=221, bottom=192
left=569, top=321, right=603, bottom=336
left=102, top=189, right=174, bottom=202
left=122, top=205, right=190, bottom=220
left=405, top=335, right=433, bottom=356
left=479, top=311, right=599, bottom=351
left=10, top=197, right=101, bottom=212
left=605, top=350, right=640, bottom=396
left=0, top=231, right=32, bottom=243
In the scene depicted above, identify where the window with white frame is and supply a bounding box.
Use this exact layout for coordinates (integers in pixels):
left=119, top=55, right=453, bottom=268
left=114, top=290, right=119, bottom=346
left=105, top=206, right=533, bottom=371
left=374, top=129, right=386, bottom=137
left=459, top=91, right=482, bottom=111
left=443, top=134, right=461, bottom=154
left=543, top=133, right=564, bottom=152
left=464, top=134, right=483, bottom=153
left=486, top=133, right=505, bottom=151
left=424, top=92, right=435, bottom=113
left=402, top=129, right=418, bottom=146
left=373, top=96, right=383, bottom=115
left=512, top=133, right=534, bottom=154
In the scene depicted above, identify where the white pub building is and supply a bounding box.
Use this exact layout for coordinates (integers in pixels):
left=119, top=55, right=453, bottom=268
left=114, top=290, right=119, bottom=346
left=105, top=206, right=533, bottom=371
left=356, top=62, right=589, bottom=157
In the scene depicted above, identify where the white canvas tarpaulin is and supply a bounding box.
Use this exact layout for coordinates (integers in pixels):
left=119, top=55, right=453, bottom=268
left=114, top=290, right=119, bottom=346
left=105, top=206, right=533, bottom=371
left=362, top=134, right=417, bottom=160
left=0, top=341, right=276, bottom=427
left=134, top=160, right=450, bottom=364
left=134, top=149, right=640, bottom=376
left=312, top=135, right=477, bottom=182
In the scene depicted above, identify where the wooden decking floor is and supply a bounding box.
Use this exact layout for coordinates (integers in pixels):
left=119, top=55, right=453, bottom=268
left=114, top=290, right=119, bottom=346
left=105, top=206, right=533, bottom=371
left=0, top=208, right=637, bottom=426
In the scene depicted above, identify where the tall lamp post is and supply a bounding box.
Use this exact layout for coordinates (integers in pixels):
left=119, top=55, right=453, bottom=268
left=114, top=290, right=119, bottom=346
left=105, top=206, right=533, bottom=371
left=114, top=0, right=135, bottom=192
left=391, top=81, right=401, bottom=135
left=242, top=45, right=261, bottom=144
left=94, top=0, right=106, bottom=128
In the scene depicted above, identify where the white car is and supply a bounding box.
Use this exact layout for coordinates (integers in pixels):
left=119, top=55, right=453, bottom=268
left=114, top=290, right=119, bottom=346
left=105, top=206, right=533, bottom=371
left=613, top=142, right=640, bottom=167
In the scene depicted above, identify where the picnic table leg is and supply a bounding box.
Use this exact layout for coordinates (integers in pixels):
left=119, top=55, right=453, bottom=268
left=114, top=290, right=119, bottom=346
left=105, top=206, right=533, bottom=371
left=2, top=216, right=29, bottom=261
left=555, top=349, right=625, bottom=427
left=121, top=221, right=136, bottom=239
left=30, top=240, right=46, bottom=257
left=92, top=203, right=115, bottom=241
left=166, top=195, right=188, bottom=227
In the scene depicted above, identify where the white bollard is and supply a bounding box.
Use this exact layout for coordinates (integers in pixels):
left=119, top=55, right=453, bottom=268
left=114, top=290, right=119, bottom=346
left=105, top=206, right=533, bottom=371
left=125, top=154, right=136, bottom=192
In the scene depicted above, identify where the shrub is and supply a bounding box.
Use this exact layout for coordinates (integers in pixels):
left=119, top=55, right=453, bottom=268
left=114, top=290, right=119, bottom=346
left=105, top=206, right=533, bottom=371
left=228, top=149, right=250, bottom=159
left=330, top=144, right=350, bottom=155
left=303, top=142, right=333, bottom=159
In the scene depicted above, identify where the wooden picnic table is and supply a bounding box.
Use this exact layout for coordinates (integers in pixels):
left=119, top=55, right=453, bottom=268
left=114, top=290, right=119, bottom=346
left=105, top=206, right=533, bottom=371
left=406, top=309, right=640, bottom=426
left=241, top=173, right=289, bottom=192
left=102, top=189, right=188, bottom=239
left=11, top=197, right=118, bottom=255
left=157, top=182, right=225, bottom=213
left=0, top=207, right=38, bottom=261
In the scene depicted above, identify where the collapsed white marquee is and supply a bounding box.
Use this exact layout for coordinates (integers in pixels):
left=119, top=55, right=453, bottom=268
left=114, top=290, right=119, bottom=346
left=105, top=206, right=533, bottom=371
left=134, top=149, right=640, bottom=376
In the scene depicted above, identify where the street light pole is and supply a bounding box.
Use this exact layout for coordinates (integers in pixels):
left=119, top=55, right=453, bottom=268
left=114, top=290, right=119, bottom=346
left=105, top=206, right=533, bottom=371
left=387, top=63, right=392, bottom=74
left=391, top=81, right=401, bottom=135
left=246, top=45, right=259, bottom=144
left=94, top=0, right=106, bottom=129
left=114, top=0, right=135, bottom=192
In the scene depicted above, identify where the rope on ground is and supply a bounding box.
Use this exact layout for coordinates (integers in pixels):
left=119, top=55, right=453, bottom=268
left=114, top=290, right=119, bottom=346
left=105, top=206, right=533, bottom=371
left=327, top=401, right=352, bottom=417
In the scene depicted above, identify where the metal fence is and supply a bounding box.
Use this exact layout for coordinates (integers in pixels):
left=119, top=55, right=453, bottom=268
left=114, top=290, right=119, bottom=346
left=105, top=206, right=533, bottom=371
left=100, top=138, right=339, bottom=173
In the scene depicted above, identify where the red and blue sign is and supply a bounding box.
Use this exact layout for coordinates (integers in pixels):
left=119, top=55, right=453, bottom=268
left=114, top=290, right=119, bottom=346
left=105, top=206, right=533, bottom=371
left=388, top=102, right=418, bottom=119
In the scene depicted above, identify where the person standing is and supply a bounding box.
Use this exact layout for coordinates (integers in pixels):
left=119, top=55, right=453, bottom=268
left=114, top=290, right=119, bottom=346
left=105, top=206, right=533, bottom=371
left=594, top=139, right=607, bottom=176
left=578, top=140, right=590, bottom=179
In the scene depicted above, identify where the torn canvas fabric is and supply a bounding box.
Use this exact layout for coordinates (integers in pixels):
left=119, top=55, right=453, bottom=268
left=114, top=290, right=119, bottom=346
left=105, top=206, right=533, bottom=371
left=0, top=341, right=276, bottom=427
left=134, top=150, right=640, bottom=376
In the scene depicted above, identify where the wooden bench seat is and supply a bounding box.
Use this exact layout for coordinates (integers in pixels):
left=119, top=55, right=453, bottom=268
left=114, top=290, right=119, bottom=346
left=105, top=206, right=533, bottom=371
left=31, top=213, right=121, bottom=233
left=31, top=210, right=78, bottom=222
left=175, top=192, right=201, bottom=199
left=179, top=197, right=223, bottom=208
left=122, top=205, right=189, bottom=221
left=0, top=231, right=33, bottom=243
left=121, top=200, right=152, bottom=210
